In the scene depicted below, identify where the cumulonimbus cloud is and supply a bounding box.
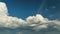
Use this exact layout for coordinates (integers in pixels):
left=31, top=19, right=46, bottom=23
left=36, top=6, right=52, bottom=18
left=0, top=2, right=60, bottom=31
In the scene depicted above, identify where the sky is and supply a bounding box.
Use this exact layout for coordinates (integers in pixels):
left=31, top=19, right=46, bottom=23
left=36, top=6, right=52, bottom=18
left=0, top=0, right=60, bottom=20
left=0, top=0, right=60, bottom=34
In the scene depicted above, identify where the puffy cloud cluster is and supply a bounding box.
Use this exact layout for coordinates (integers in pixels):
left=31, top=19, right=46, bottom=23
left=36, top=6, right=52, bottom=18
left=0, top=2, right=60, bottom=32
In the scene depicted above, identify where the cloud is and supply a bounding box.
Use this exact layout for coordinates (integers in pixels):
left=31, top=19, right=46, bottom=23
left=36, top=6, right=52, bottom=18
left=0, top=2, right=8, bottom=16
left=0, top=2, right=60, bottom=32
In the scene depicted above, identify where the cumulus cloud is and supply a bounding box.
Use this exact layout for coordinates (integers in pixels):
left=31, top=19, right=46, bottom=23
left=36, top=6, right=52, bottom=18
left=0, top=2, right=8, bottom=16
left=0, top=2, right=60, bottom=32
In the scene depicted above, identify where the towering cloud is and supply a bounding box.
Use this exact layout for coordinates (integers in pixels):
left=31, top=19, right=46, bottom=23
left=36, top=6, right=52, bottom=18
left=0, top=2, right=60, bottom=32
left=0, top=2, right=8, bottom=16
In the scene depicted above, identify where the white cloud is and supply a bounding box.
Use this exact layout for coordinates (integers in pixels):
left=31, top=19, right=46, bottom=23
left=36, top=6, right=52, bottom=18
left=0, top=2, right=8, bottom=16
left=0, top=2, right=60, bottom=33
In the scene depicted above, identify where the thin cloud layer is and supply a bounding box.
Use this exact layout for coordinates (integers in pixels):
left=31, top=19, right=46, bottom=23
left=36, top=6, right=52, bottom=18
left=0, top=2, right=60, bottom=32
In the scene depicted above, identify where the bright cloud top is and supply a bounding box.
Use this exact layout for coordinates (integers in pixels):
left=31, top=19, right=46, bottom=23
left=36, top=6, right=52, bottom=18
left=0, top=2, right=8, bottom=16
left=0, top=2, right=60, bottom=31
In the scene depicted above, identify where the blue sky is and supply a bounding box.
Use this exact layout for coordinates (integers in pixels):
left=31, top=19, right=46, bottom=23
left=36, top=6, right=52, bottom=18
left=0, top=0, right=40, bottom=19
left=0, top=0, right=60, bottom=20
